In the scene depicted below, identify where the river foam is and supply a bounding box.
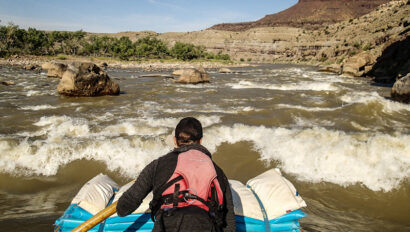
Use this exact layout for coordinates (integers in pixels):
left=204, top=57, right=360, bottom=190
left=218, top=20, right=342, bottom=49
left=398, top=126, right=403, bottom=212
left=227, top=80, right=339, bottom=91
left=1, top=115, right=409, bottom=192
left=204, top=124, right=410, bottom=192
left=341, top=91, right=410, bottom=113
left=20, top=104, right=59, bottom=111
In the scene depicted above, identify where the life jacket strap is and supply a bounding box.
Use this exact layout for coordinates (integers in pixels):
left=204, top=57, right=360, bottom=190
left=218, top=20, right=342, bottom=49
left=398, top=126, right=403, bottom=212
left=172, top=184, right=180, bottom=207
left=158, top=175, right=183, bottom=195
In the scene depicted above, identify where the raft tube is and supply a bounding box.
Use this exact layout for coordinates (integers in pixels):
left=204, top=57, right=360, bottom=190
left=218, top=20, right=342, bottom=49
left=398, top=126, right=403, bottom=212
left=55, top=169, right=307, bottom=232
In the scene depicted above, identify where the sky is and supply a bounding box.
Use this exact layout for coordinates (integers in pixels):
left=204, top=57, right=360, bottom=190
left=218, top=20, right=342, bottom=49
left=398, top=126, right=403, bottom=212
left=0, top=0, right=298, bottom=33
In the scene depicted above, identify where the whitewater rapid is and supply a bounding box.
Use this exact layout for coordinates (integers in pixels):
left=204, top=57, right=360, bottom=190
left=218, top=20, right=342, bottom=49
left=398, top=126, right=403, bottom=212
left=1, top=114, right=409, bottom=192
left=0, top=64, right=409, bottom=193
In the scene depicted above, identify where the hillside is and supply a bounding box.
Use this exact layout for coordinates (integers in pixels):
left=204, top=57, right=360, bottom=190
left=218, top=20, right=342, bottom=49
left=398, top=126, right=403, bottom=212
left=154, top=0, right=408, bottom=71
left=93, top=0, right=408, bottom=80
left=210, top=0, right=391, bottom=31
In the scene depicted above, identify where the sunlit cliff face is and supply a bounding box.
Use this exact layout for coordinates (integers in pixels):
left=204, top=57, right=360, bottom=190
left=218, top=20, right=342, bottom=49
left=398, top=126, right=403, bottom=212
left=210, top=0, right=391, bottom=31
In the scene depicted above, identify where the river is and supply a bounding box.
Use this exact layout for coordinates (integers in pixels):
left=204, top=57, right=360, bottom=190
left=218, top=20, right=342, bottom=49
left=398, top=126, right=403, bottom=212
left=0, top=64, right=409, bottom=231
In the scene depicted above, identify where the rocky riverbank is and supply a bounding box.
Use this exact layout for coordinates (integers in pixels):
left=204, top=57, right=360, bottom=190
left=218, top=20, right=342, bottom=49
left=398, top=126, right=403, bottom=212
left=0, top=55, right=250, bottom=72
left=88, top=1, right=408, bottom=83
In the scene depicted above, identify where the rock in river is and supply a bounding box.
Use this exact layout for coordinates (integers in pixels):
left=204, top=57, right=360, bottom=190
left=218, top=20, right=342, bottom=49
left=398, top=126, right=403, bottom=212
left=391, top=73, right=410, bottom=103
left=175, top=68, right=210, bottom=84
left=318, top=64, right=341, bottom=74
left=1, top=81, right=16, bottom=86
left=342, top=52, right=375, bottom=77
left=218, top=68, right=234, bottom=73
left=57, top=62, right=120, bottom=97
left=41, top=62, right=67, bottom=78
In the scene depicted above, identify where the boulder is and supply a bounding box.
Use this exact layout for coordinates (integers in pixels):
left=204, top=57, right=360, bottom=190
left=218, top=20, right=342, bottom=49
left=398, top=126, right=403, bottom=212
left=140, top=74, right=174, bottom=79
left=42, top=62, right=67, bottom=78
left=318, top=64, right=341, bottom=74
left=24, top=64, right=39, bottom=71
left=342, top=52, right=375, bottom=77
left=1, top=81, right=16, bottom=86
left=175, top=68, right=210, bottom=84
left=172, top=69, right=184, bottom=76
left=219, top=68, right=234, bottom=73
left=57, top=62, right=120, bottom=97
left=391, top=73, right=410, bottom=103
left=100, top=62, right=108, bottom=70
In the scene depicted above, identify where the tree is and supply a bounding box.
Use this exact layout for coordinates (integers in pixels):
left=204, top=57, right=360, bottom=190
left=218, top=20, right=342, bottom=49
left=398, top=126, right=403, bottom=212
left=134, top=36, right=169, bottom=59
left=25, top=28, right=49, bottom=55
left=112, top=36, right=134, bottom=60
left=171, top=42, right=204, bottom=60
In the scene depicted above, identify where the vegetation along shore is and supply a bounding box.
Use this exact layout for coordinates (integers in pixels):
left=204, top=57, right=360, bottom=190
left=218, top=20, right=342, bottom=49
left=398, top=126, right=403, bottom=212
left=0, top=0, right=409, bottom=101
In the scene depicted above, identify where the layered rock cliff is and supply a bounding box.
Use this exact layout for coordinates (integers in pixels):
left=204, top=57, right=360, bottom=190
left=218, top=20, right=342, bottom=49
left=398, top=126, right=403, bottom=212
left=156, top=0, right=409, bottom=81
left=100, top=0, right=409, bottom=82
left=210, top=0, right=391, bottom=31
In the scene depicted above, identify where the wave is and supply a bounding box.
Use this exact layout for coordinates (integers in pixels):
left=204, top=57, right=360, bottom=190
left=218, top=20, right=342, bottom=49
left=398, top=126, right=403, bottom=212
left=20, top=105, right=59, bottom=111
left=341, top=91, right=410, bottom=113
left=25, top=90, right=57, bottom=97
left=162, top=106, right=260, bottom=114
left=276, top=104, right=342, bottom=112
left=227, top=80, right=339, bottom=91
left=1, top=116, right=409, bottom=192
left=204, top=124, right=410, bottom=192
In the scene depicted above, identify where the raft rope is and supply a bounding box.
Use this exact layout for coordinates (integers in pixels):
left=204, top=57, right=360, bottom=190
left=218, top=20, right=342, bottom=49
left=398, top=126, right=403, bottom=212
left=246, top=184, right=271, bottom=232
left=97, top=187, right=118, bottom=232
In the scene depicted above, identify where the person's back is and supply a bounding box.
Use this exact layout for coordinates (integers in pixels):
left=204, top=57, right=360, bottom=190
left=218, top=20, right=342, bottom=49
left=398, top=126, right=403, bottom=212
left=117, top=117, right=236, bottom=231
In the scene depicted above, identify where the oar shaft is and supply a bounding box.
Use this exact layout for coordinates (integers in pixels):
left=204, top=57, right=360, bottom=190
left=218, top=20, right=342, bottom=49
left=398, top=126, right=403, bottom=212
left=71, top=201, right=118, bottom=232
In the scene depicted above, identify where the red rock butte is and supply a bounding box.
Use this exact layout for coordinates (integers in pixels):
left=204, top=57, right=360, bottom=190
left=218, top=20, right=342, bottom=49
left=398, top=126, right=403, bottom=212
left=209, top=0, right=391, bottom=31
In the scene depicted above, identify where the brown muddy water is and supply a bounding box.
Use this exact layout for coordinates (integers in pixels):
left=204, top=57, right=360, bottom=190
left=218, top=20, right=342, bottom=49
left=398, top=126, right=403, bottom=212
left=0, top=64, right=409, bottom=231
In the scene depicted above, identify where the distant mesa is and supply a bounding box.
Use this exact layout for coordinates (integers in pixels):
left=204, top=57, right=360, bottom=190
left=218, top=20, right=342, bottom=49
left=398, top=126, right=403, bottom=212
left=209, top=0, right=391, bottom=31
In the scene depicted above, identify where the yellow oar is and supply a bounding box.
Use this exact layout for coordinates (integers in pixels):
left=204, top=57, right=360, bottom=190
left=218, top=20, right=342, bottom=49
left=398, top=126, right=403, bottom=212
left=71, top=201, right=118, bottom=232
left=70, top=180, right=135, bottom=232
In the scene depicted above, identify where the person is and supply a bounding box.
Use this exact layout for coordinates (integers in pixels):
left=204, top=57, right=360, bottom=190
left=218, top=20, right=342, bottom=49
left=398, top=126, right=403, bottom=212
left=117, top=117, right=236, bottom=232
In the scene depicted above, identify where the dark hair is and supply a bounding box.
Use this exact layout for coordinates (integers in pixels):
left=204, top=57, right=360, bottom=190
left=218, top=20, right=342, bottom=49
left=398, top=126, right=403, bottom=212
left=175, top=117, right=203, bottom=147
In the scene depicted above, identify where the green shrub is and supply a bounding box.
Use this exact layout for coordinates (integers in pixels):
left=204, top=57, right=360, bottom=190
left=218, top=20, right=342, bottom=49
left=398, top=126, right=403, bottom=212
left=215, top=53, right=230, bottom=60
left=170, top=42, right=204, bottom=60
left=353, top=42, right=362, bottom=49
left=0, top=23, right=229, bottom=61
left=319, top=56, right=328, bottom=62
left=362, top=43, right=371, bottom=51
left=57, top=54, right=67, bottom=60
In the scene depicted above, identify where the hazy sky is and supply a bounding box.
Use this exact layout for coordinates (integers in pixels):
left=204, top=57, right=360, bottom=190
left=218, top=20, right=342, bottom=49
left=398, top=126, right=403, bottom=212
left=0, top=0, right=298, bottom=33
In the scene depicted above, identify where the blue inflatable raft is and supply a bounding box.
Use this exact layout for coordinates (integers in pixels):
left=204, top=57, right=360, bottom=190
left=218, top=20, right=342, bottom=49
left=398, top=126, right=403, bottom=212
left=55, top=169, right=307, bottom=232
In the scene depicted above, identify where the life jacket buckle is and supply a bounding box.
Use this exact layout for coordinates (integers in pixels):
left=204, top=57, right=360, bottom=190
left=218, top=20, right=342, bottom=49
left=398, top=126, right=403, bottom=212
left=183, top=188, right=197, bottom=204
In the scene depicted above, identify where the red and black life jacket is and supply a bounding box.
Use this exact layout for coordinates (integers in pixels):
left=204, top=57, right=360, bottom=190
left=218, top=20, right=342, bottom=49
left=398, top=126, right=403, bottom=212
left=150, top=149, right=224, bottom=224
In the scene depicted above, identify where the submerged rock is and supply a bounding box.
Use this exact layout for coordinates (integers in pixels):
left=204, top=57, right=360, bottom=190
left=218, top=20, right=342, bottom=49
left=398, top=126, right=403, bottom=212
left=218, top=68, right=234, bottom=73
left=100, top=62, right=108, bottom=70
left=342, top=52, right=375, bottom=77
left=172, top=69, right=184, bottom=76
left=175, top=68, right=210, bottom=84
left=24, top=64, right=40, bottom=71
left=42, top=62, right=67, bottom=78
left=1, top=81, right=16, bottom=86
left=318, top=64, right=341, bottom=74
left=140, top=74, right=174, bottom=79
left=57, top=62, right=120, bottom=97
left=391, top=73, right=410, bottom=103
